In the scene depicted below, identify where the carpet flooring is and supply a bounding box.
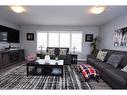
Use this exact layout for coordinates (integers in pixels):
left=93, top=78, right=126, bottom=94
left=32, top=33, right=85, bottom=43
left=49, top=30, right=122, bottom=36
left=0, top=63, right=111, bottom=90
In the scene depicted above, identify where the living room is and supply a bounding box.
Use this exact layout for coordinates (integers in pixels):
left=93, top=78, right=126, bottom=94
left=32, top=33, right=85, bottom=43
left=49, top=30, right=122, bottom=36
left=0, top=0, right=127, bottom=95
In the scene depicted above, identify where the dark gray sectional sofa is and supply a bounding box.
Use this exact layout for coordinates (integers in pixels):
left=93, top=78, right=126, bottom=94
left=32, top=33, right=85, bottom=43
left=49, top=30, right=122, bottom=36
left=87, top=49, right=127, bottom=89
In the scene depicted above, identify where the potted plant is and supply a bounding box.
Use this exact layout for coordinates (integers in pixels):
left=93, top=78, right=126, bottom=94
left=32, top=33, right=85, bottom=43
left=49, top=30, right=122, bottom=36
left=90, top=36, right=99, bottom=56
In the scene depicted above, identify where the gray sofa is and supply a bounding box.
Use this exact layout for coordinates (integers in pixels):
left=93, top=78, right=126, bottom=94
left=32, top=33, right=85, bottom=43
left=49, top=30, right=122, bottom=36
left=87, top=49, right=127, bottom=89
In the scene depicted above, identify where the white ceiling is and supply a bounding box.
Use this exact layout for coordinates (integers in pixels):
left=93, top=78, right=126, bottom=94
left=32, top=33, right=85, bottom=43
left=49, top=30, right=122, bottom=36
left=0, top=6, right=127, bottom=26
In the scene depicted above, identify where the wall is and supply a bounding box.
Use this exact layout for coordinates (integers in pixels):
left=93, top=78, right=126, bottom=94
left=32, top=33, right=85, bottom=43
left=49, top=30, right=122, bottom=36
left=20, top=25, right=99, bottom=60
left=99, top=13, right=127, bottom=51
left=0, top=18, right=21, bottom=49
left=0, top=18, right=19, bottom=29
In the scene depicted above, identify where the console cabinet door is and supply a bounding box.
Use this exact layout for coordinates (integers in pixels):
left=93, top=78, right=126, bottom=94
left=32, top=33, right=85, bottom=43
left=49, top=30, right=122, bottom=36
left=1, top=52, right=10, bottom=68
left=19, top=50, right=25, bottom=61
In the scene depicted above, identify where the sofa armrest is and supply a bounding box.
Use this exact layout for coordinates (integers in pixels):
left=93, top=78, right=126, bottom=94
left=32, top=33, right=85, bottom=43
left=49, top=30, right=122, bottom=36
left=37, top=53, right=45, bottom=59
left=87, top=54, right=96, bottom=59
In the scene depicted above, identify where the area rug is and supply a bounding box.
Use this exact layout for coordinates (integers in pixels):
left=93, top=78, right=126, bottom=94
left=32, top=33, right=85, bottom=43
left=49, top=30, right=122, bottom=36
left=0, top=64, right=111, bottom=90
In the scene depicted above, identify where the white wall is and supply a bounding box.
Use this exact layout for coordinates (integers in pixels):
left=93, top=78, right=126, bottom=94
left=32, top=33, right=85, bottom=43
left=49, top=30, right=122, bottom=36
left=21, top=25, right=99, bottom=60
left=0, top=18, right=19, bottom=29
left=0, top=18, right=21, bottom=49
left=99, top=13, right=127, bottom=51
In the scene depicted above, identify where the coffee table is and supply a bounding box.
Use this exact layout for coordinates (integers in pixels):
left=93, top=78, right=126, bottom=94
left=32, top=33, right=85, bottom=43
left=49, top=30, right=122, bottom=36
left=26, top=59, right=64, bottom=77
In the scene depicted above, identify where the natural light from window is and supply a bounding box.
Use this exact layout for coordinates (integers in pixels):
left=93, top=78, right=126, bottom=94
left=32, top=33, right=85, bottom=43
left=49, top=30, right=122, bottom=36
left=49, top=33, right=59, bottom=47
left=37, top=31, right=82, bottom=53
left=71, top=33, right=82, bottom=52
left=60, top=33, right=70, bottom=47
left=37, top=32, right=47, bottom=51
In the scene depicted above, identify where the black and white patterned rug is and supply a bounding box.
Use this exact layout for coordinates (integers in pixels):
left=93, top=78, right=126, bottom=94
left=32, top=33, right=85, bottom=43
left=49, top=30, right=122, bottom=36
left=0, top=64, right=111, bottom=90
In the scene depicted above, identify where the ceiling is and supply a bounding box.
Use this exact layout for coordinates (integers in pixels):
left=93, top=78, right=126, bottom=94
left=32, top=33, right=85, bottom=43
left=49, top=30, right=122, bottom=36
left=0, top=6, right=127, bottom=26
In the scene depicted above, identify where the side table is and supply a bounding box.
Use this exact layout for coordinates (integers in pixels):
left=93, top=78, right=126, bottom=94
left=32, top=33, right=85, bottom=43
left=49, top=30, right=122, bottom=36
left=67, top=54, right=77, bottom=64
left=71, top=54, right=77, bottom=64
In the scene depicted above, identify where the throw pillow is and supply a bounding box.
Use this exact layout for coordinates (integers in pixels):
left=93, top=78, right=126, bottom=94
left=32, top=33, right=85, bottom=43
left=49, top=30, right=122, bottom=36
left=107, top=54, right=123, bottom=67
left=121, top=65, right=127, bottom=73
left=27, top=53, right=36, bottom=61
left=59, top=49, right=67, bottom=55
left=47, top=49, right=55, bottom=55
left=96, top=51, right=107, bottom=61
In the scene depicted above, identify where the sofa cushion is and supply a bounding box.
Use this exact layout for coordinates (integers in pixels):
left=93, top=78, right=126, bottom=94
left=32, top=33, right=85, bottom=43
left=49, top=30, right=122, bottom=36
left=59, top=48, right=67, bottom=55
left=47, top=49, right=55, bottom=55
left=58, top=55, right=66, bottom=60
left=96, top=50, right=107, bottom=61
left=49, top=55, right=55, bottom=59
left=87, top=58, right=112, bottom=71
left=114, top=51, right=127, bottom=68
left=54, top=48, right=59, bottom=56
left=87, top=58, right=100, bottom=69
left=107, top=54, right=123, bottom=67
left=87, top=58, right=100, bottom=65
left=104, top=68, right=127, bottom=87
left=94, top=61, right=114, bottom=71
left=101, top=49, right=115, bottom=62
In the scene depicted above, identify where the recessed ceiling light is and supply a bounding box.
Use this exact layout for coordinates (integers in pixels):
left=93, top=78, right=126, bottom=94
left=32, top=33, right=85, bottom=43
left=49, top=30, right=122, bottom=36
left=90, top=6, right=106, bottom=14
left=10, top=5, right=26, bottom=13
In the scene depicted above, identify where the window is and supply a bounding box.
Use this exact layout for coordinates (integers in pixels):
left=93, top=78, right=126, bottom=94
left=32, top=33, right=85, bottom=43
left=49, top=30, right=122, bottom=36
left=60, top=33, right=70, bottom=47
left=37, top=31, right=82, bottom=53
left=49, top=33, right=59, bottom=47
left=71, top=33, right=82, bottom=52
left=37, top=32, right=47, bottom=51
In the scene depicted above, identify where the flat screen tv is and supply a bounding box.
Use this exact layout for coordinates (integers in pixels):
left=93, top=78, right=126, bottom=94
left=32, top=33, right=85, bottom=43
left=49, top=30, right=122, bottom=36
left=7, top=30, right=20, bottom=43
left=0, top=25, right=20, bottom=43
left=0, top=32, right=7, bottom=42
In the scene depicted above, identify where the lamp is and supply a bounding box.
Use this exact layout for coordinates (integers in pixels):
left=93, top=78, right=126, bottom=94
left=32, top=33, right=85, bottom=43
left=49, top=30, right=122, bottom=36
left=90, top=6, right=106, bottom=14
left=72, top=46, right=77, bottom=54
left=39, top=45, right=44, bottom=54
left=10, top=5, right=26, bottom=13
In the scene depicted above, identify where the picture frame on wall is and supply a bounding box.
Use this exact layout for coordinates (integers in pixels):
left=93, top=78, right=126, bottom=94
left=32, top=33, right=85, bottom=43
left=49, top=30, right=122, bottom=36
left=27, top=33, right=34, bottom=41
left=114, top=27, right=127, bottom=47
left=85, top=34, right=93, bottom=42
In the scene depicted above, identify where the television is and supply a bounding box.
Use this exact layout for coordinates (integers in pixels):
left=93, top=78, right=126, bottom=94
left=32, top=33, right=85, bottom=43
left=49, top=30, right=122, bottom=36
left=0, top=25, right=20, bottom=43
left=0, top=32, right=7, bottom=42
left=7, top=29, right=20, bottom=43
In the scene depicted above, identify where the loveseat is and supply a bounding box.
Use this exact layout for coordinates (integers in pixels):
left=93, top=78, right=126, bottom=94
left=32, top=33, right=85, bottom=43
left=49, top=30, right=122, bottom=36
left=37, top=47, right=71, bottom=65
left=87, top=49, right=127, bottom=89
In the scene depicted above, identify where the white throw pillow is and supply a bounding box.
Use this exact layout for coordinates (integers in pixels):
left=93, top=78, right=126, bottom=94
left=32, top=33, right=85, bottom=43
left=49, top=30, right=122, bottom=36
left=121, top=65, right=127, bottom=73
left=47, top=49, right=55, bottom=55
left=96, top=51, right=107, bottom=61
left=59, top=49, right=67, bottom=55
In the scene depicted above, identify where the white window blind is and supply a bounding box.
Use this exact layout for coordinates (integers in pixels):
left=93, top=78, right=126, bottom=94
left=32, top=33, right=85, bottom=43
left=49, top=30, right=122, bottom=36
left=71, top=33, right=82, bottom=52
left=60, top=33, right=70, bottom=47
left=48, top=33, right=59, bottom=47
left=37, top=32, right=47, bottom=51
left=37, top=31, right=82, bottom=53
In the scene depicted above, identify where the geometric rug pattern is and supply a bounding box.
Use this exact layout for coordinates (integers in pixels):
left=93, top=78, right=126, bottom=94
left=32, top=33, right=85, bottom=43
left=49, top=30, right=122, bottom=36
left=0, top=64, right=111, bottom=90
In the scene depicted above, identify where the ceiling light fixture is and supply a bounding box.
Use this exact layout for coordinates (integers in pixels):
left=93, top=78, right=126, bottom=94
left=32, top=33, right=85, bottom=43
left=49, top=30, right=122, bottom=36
left=10, top=5, right=26, bottom=13
left=90, top=6, right=106, bottom=14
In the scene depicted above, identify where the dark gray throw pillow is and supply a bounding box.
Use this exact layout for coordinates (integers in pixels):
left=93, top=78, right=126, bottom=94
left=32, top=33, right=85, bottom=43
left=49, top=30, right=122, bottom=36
left=107, top=54, right=123, bottom=67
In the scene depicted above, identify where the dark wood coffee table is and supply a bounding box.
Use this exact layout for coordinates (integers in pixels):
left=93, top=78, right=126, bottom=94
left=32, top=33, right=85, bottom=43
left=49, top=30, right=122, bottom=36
left=26, top=59, right=64, bottom=77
